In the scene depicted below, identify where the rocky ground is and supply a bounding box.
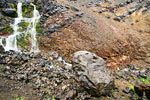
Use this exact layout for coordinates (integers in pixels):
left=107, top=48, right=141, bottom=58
left=0, top=0, right=150, bottom=100
left=0, top=49, right=150, bottom=100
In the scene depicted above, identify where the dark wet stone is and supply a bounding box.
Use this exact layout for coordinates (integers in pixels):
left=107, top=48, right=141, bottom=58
left=2, top=8, right=17, bottom=17
left=0, top=45, right=5, bottom=53
left=122, top=89, right=129, bottom=94
left=71, top=7, right=79, bottom=11
left=145, top=88, right=150, bottom=99
left=128, top=8, right=136, bottom=15
left=139, top=74, right=147, bottom=79
left=128, top=64, right=138, bottom=70
left=0, top=26, right=5, bottom=32
left=105, top=16, right=110, bottom=19
left=119, top=3, right=125, bottom=7
left=120, top=12, right=128, bottom=19
left=98, top=9, right=103, bottom=13
left=136, top=19, right=139, bottom=23
left=113, top=17, right=121, bottom=22
left=0, top=0, right=9, bottom=8
left=126, top=0, right=133, bottom=4
left=134, top=85, right=144, bottom=97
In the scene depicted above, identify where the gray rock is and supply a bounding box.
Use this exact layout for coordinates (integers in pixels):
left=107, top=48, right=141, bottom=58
left=98, top=9, right=104, bottom=13
left=113, top=17, right=121, bottom=22
left=72, top=51, right=115, bottom=96
left=128, top=7, right=136, bottom=15
left=71, top=7, right=79, bottom=12
left=126, top=0, right=133, bottom=4
left=119, top=3, right=125, bottom=7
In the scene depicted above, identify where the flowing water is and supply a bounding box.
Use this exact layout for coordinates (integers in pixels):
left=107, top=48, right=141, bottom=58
left=0, top=2, right=40, bottom=52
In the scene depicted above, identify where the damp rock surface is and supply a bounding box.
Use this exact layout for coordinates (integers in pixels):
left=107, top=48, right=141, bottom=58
left=2, top=8, right=17, bottom=17
left=0, top=45, right=4, bottom=53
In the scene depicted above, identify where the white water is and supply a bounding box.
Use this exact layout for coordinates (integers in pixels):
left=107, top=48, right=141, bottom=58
left=0, top=3, right=40, bottom=52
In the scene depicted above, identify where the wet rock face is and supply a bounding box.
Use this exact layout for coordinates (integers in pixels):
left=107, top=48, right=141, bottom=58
left=2, top=8, right=17, bottom=17
left=0, top=0, right=16, bottom=36
left=72, top=51, right=115, bottom=96
left=0, top=45, right=4, bottom=53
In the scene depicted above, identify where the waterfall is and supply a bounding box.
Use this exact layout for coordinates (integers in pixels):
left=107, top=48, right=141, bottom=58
left=0, top=2, right=40, bottom=52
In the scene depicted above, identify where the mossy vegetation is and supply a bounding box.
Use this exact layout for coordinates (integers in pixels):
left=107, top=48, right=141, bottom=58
left=15, top=96, right=25, bottom=100
left=18, top=28, right=24, bottom=32
left=140, top=77, right=150, bottom=84
left=17, top=34, right=29, bottom=51
left=2, top=39, right=5, bottom=45
left=0, top=16, right=14, bottom=35
left=18, top=21, right=29, bottom=32
left=22, top=4, right=34, bottom=18
left=51, top=97, right=56, bottom=100
left=11, top=4, right=15, bottom=9
left=36, top=19, right=42, bottom=38
left=3, top=24, right=14, bottom=35
left=129, top=85, right=135, bottom=92
left=19, top=21, right=29, bottom=28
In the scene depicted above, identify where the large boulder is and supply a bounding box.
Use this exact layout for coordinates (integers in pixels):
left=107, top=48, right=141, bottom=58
left=72, top=51, right=115, bottom=96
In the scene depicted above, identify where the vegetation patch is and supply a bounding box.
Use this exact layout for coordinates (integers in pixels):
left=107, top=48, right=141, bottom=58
left=17, top=34, right=29, bottom=51
left=140, top=77, right=150, bottom=84
left=36, top=19, right=42, bottom=38
left=15, top=96, right=25, bottom=100
left=1, top=24, right=14, bottom=35
left=18, top=21, right=29, bottom=32
left=22, top=4, right=34, bottom=18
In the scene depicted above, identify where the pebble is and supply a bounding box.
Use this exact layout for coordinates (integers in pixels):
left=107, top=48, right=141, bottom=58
left=119, top=3, right=125, bottom=7
left=122, top=89, right=129, bottom=94
left=113, top=17, right=121, bottom=22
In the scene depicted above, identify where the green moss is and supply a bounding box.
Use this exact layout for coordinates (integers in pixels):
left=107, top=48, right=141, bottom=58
left=140, top=77, right=150, bottom=84
left=22, top=4, right=34, bottom=18
left=17, top=34, right=29, bottom=51
left=22, top=8, right=28, bottom=17
left=19, top=22, right=29, bottom=28
left=36, top=19, right=42, bottom=37
left=8, top=17, right=13, bottom=20
left=51, top=97, right=56, bottom=100
left=18, top=22, right=30, bottom=32
left=3, top=24, right=14, bottom=35
left=2, top=39, right=5, bottom=44
left=129, top=85, right=135, bottom=92
left=18, top=28, right=24, bottom=32
left=11, top=4, right=15, bottom=8
left=15, top=96, right=25, bottom=100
